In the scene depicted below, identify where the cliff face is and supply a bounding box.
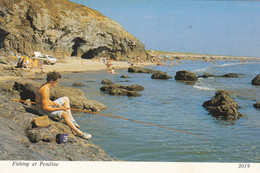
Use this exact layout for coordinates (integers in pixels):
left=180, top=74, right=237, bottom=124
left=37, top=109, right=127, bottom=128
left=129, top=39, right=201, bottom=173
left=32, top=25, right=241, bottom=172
left=0, top=0, right=148, bottom=59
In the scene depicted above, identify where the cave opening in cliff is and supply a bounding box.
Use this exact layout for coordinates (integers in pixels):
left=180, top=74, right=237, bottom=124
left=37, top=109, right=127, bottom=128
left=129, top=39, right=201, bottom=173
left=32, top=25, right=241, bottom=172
left=0, top=29, right=8, bottom=49
left=81, top=46, right=114, bottom=59
left=71, top=37, right=86, bottom=57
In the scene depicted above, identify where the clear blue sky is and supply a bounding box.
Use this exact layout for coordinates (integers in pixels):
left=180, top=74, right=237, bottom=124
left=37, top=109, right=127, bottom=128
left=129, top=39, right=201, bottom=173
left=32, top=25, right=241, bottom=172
left=70, top=0, right=260, bottom=57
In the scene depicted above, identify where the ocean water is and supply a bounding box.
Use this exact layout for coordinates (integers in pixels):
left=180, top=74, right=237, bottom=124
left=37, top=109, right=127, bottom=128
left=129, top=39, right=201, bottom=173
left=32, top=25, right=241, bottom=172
left=59, top=60, right=260, bottom=162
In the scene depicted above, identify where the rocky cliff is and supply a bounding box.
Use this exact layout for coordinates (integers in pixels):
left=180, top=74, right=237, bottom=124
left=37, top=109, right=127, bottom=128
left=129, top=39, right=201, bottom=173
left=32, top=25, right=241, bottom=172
left=0, top=0, right=149, bottom=60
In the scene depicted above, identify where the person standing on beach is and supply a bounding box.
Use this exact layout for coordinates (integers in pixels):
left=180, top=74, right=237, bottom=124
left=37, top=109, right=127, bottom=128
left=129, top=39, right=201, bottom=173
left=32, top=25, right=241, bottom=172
left=35, top=71, right=92, bottom=140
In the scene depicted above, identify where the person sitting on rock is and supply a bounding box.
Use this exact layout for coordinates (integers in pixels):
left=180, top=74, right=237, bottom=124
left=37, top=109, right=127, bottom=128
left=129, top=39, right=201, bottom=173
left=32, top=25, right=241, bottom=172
left=35, top=71, right=92, bottom=140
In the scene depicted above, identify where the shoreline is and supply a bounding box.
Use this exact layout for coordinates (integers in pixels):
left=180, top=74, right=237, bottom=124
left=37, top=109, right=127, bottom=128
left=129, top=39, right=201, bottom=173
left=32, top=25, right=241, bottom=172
left=0, top=58, right=155, bottom=81
left=0, top=55, right=259, bottom=82
left=42, top=58, right=155, bottom=73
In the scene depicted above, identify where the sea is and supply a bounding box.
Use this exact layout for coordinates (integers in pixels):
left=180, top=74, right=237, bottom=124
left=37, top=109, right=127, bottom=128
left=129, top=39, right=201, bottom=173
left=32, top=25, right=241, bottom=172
left=59, top=59, right=260, bottom=162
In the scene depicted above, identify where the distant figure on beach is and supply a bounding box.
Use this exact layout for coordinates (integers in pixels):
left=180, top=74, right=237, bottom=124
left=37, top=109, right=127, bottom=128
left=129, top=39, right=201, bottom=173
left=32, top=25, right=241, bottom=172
left=106, top=56, right=112, bottom=69
left=35, top=71, right=92, bottom=140
left=241, top=59, right=245, bottom=65
left=170, top=60, right=174, bottom=66
left=110, top=67, right=118, bottom=74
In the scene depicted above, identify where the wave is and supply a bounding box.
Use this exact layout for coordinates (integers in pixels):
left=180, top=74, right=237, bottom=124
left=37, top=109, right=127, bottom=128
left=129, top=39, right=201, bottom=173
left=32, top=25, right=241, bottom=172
left=193, top=85, right=216, bottom=91
left=216, top=61, right=260, bottom=67
left=193, top=67, right=210, bottom=73
left=193, top=61, right=260, bottom=73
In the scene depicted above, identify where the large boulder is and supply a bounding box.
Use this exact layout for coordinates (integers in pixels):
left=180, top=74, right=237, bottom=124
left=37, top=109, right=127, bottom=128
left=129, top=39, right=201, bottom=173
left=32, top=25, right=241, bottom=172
left=175, top=71, right=198, bottom=82
left=128, top=67, right=159, bottom=74
left=151, top=72, right=173, bottom=80
left=13, top=80, right=107, bottom=111
left=253, top=101, right=260, bottom=109
left=100, top=83, right=144, bottom=96
left=203, top=90, right=240, bottom=109
left=0, top=92, right=114, bottom=161
left=208, top=105, right=243, bottom=120
left=203, top=90, right=243, bottom=120
left=252, top=74, right=260, bottom=85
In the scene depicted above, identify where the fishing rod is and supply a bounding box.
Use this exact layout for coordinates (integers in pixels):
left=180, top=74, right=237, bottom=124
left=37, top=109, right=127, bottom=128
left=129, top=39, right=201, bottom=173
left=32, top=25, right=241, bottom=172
left=10, top=98, right=204, bottom=137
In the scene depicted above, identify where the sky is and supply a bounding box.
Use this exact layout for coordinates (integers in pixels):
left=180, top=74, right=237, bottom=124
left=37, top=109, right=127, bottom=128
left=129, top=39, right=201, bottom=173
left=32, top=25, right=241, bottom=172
left=70, top=0, right=260, bottom=57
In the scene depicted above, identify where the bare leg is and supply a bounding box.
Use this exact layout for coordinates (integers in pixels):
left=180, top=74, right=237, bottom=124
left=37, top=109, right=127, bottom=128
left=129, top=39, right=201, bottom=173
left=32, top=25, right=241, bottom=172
left=62, top=96, right=80, bottom=128
left=62, top=97, right=73, bottom=119
left=61, top=111, right=82, bottom=135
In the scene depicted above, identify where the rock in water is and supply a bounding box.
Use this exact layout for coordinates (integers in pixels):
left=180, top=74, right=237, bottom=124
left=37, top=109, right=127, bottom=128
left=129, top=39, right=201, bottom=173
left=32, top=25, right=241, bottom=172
left=253, top=101, right=260, bottom=109
left=175, top=71, right=198, bottom=81
left=72, top=82, right=83, bottom=87
left=221, top=73, right=239, bottom=78
left=101, top=79, right=114, bottom=85
left=128, top=67, right=158, bottom=73
left=198, top=73, right=215, bottom=78
left=203, top=90, right=243, bottom=120
left=0, top=0, right=149, bottom=60
left=151, top=72, right=173, bottom=80
left=252, top=74, right=260, bottom=85
left=120, top=75, right=130, bottom=78
left=202, top=90, right=240, bottom=109
left=100, top=83, right=144, bottom=96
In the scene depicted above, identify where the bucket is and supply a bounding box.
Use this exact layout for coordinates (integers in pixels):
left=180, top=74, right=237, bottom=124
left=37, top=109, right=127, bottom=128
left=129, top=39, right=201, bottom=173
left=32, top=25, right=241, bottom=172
left=56, top=134, right=68, bottom=144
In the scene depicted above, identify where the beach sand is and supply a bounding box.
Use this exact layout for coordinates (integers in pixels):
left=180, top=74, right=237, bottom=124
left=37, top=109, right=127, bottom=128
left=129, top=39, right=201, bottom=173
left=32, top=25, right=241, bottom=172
left=0, top=57, right=155, bottom=82
left=42, top=58, right=154, bottom=73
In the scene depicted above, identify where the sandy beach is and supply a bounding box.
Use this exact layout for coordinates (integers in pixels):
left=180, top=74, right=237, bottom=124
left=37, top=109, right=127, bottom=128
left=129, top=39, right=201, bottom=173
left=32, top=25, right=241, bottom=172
left=42, top=58, right=154, bottom=73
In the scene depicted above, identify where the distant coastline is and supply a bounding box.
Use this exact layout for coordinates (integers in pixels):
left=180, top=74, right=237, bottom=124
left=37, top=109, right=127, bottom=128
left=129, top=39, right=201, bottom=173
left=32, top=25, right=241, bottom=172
left=147, top=50, right=260, bottom=61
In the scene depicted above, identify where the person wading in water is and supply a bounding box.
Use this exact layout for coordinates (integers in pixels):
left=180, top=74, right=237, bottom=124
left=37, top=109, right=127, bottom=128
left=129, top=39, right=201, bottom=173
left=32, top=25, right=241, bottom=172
left=35, top=71, right=92, bottom=140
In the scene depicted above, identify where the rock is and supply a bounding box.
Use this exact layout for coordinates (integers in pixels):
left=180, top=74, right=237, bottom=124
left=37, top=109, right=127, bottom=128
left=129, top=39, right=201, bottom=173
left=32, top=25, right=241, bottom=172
left=221, top=73, right=239, bottom=78
left=125, top=84, right=144, bottom=91
left=72, top=82, right=83, bottom=87
left=128, top=67, right=158, bottom=73
left=0, top=0, right=150, bottom=60
left=0, top=65, right=25, bottom=77
left=29, top=77, right=44, bottom=81
left=252, top=74, right=260, bottom=85
left=253, top=101, right=260, bottom=109
left=100, top=83, right=144, bottom=96
left=203, top=90, right=240, bottom=109
left=101, top=79, right=114, bottom=85
left=13, top=80, right=107, bottom=111
left=203, top=90, right=243, bottom=120
left=209, top=105, right=243, bottom=120
left=26, top=128, right=55, bottom=143
left=120, top=75, right=130, bottom=78
left=151, top=72, right=173, bottom=80
left=198, top=73, right=240, bottom=78
left=198, top=73, right=215, bottom=78
left=118, top=80, right=130, bottom=82
left=175, top=71, right=198, bottom=82
left=0, top=92, right=115, bottom=161
left=32, top=115, right=51, bottom=128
